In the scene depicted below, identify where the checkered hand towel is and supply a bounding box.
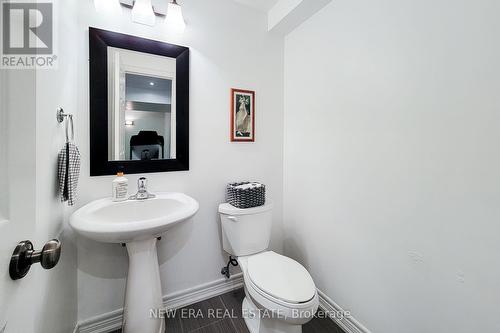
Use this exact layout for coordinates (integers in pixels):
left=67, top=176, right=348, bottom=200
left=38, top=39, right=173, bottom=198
left=58, top=142, right=81, bottom=206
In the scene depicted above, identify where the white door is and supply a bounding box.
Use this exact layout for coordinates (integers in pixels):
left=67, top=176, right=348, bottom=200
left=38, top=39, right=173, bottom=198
left=0, top=68, right=39, bottom=332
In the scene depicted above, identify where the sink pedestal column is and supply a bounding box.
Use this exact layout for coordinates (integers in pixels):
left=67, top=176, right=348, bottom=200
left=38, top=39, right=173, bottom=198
left=123, top=238, right=165, bottom=333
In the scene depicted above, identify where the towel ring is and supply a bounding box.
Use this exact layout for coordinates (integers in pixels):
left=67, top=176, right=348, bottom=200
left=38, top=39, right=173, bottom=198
left=56, top=107, right=69, bottom=123
left=65, top=115, right=74, bottom=142
left=57, top=107, right=74, bottom=142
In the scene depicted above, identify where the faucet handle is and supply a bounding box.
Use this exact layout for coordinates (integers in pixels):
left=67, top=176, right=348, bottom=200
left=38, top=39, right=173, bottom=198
left=138, top=177, right=147, bottom=190
left=130, top=177, right=155, bottom=200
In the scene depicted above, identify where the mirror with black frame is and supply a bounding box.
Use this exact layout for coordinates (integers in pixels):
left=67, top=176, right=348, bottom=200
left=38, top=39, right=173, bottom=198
left=89, top=27, right=189, bottom=176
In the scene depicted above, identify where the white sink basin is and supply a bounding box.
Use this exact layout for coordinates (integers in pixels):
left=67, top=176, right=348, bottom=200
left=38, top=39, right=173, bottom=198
left=70, top=192, right=199, bottom=333
left=70, top=192, right=199, bottom=243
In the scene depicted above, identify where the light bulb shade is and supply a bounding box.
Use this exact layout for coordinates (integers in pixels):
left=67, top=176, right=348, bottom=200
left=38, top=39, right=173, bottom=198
left=131, top=0, right=155, bottom=26
left=166, top=2, right=186, bottom=33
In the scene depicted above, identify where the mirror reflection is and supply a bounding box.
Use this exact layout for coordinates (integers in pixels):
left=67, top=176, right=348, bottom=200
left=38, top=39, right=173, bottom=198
left=108, top=47, right=176, bottom=161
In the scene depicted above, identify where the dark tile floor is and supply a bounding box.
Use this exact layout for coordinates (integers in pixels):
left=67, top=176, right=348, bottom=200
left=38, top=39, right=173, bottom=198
left=112, top=288, right=343, bottom=332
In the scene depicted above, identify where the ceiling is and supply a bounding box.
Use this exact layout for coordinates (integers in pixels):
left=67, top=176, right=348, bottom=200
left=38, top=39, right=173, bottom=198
left=126, top=73, right=172, bottom=92
left=232, top=0, right=279, bottom=12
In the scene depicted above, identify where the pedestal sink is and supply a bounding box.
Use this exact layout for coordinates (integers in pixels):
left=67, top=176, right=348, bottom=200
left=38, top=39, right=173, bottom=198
left=70, top=192, right=199, bottom=333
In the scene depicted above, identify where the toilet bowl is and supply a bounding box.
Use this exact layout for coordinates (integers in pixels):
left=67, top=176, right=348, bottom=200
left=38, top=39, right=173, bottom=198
left=219, top=202, right=319, bottom=333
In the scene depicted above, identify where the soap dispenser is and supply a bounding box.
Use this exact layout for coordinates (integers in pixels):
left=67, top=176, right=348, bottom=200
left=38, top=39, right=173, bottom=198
left=112, top=168, right=128, bottom=202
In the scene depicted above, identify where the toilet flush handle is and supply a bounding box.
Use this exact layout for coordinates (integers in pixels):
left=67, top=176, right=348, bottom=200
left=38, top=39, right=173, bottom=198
left=227, top=216, right=238, bottom=222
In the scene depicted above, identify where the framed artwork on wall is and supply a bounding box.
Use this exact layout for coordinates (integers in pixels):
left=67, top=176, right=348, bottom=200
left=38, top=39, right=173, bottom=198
left=230, top=88, right=255, bottom=142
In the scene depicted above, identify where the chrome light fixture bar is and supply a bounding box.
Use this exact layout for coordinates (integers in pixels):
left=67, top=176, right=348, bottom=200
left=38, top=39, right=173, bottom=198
left=119, top=0, right=168, bottom=15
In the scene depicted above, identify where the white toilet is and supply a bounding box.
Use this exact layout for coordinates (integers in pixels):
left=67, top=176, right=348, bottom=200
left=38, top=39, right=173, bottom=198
left=219, top=201, right=319, bottom=333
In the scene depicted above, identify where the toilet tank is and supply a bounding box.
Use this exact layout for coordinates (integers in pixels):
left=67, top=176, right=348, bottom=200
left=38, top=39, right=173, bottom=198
left=218, top=201, right=273, bottom=257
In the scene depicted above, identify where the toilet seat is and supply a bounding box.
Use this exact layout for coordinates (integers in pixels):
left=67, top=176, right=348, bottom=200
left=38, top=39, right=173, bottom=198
left=238, top=252, right=320, bottom=328
left=247, top=251, right=316, bottom=305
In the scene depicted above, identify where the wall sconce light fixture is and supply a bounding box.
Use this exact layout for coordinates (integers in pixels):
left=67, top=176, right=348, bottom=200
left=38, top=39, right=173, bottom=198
left=131, top=0, right=156, bottom=26
left=119, top=0, right=185, bottom=30
left=165, top=0, right=186, bottom=33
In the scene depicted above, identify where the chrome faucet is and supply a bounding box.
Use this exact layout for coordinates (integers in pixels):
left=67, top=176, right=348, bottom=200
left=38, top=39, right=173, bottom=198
left=130, top=177, right=156, bottom=200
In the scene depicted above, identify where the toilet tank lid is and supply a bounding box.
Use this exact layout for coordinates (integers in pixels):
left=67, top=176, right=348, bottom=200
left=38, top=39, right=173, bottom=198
left=218, top=201, right=273, bottom=215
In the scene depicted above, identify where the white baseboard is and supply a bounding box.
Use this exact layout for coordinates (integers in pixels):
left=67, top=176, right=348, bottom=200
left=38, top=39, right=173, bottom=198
left=76, top=273, right=244, bottom=333
left=163, top=273, right=244, bottom=310
left=317, top=289, right=371, bottom=333
left=77, top=308, right=123, bottom=333
left=76, top=274, right=372, bottom=333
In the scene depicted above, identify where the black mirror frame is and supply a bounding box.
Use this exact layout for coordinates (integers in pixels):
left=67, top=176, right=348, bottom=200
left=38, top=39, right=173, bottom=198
left=89, top=27, right=189, bottom=176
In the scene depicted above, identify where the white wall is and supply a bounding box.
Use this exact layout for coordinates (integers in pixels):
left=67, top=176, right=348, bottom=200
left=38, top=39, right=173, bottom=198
left=73, top=0, right=284, bottom=322
left=283, top=1, right=500, bottom=332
